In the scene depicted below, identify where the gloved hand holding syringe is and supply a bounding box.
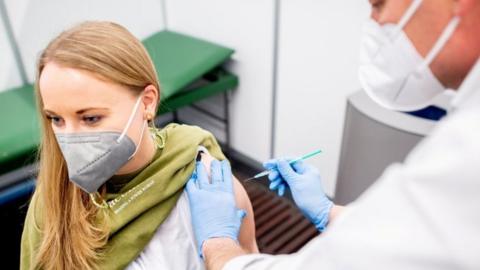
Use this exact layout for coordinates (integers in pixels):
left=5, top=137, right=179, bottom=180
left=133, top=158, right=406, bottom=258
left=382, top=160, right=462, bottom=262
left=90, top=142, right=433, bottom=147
left=245, top=149, right=333, bottom=232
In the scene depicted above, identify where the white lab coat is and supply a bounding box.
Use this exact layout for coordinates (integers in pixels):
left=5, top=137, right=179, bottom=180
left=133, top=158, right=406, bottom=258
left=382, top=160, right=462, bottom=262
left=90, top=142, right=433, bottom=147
left=225, top=60, right=480, bottom=270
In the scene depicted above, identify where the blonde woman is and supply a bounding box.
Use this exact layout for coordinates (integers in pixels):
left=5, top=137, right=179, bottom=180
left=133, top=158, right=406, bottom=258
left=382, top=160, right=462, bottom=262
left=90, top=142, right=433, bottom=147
left=20, top=21, right=258, bottom=270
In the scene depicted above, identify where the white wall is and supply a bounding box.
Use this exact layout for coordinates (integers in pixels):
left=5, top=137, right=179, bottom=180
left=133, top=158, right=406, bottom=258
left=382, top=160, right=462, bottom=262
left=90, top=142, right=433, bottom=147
left=4, top=0, right=166, bottom=84
left=274, top=1, right=370, bottom=196
left=165, top=0, right=275, bottom=163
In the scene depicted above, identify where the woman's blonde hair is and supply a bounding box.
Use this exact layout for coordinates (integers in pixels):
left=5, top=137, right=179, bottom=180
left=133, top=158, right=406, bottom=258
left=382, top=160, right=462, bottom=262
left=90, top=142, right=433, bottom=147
left=33, top=21, right=160, bottom=270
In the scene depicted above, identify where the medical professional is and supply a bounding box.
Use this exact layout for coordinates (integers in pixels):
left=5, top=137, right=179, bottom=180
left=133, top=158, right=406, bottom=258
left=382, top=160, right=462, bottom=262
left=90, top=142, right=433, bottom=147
left=185, top=0, right=480, bottom=269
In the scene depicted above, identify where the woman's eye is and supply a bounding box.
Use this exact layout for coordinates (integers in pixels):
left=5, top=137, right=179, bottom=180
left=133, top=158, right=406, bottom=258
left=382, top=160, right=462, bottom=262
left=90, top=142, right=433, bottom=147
left=46, top=115, right=64, bottom=127
left=82, top=115, right=102, bottom=124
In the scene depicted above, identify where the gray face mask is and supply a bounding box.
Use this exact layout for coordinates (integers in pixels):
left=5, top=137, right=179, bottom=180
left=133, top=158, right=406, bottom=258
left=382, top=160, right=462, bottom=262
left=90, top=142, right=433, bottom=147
left=55, top=96, right=147, bottom=194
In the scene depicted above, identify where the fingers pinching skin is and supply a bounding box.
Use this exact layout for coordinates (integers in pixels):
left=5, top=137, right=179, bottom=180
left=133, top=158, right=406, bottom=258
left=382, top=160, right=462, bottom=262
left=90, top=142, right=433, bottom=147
left=185, top=160, right=248, bottom=258
left=196, top=162, right=210, bottom=189
left=211, top=160, right=222, bottom=184
left=186, top=176, right=198, bottom=191
left=221, top=160, right=234, bottom=192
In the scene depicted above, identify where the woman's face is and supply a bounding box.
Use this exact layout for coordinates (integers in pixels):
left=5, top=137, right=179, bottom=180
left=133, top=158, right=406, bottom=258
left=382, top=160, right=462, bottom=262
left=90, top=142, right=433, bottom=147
left=39, top=62, right=157, bottom=174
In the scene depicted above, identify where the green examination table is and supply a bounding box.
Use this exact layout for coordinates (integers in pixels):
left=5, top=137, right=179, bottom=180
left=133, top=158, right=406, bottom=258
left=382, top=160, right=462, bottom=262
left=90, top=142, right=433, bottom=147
left=0, top=30, right=238, bottom=204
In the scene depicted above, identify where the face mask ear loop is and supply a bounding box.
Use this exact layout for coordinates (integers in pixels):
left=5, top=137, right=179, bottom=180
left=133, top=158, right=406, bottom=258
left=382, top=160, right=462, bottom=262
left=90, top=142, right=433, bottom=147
left=418, top=16, right=461, bottom=72
left=90, top=192, right=109, bottom=209
left=394, top=16, right=461, bottom=102
left=372, top=0, right=422, bottom=59
left=390, top=0, right=423, bottom=39
left=128, top=120, right=147, bottom=160
left=117, top=96, right=143, bottom=143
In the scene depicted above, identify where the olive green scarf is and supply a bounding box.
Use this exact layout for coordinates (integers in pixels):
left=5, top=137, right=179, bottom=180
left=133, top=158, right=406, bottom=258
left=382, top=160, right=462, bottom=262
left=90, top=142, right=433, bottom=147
left=20, top=124, right=225, bottom=269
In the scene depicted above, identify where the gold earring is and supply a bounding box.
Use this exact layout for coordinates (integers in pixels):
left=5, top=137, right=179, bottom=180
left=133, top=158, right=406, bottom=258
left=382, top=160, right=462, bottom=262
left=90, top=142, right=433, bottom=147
left=145, top=112, right=154, bottom=120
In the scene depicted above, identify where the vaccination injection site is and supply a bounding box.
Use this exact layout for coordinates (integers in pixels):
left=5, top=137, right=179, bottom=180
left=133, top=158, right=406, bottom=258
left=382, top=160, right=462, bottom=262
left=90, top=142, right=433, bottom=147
left=1, top=0, right=479, bottom=269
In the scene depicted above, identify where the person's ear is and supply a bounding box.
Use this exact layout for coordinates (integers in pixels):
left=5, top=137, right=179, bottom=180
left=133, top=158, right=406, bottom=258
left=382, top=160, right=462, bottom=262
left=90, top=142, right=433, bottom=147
left=142, top=84, right=159, bottom=121
left=453, top=0, right=475, bottom=17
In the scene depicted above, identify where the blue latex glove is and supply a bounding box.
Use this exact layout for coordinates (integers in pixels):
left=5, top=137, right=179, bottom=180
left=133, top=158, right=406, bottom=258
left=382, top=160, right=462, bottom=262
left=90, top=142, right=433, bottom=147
left=185, top=160, right=246, bottom=258
left=264, top=159, right=333, bottom=232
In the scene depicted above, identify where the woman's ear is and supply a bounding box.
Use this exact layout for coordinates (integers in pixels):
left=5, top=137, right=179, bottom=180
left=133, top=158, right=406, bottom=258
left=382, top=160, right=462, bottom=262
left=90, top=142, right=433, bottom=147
left=142, top=84, right=159, bottom=119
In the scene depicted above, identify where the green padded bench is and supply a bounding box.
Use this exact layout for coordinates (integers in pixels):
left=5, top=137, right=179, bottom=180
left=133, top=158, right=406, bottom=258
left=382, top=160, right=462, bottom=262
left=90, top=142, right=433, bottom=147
left=0, top=85, right=38, bottom=202
left=0, top=30, right=238, bottom=203
left=0, top=85, right=39, bottom=176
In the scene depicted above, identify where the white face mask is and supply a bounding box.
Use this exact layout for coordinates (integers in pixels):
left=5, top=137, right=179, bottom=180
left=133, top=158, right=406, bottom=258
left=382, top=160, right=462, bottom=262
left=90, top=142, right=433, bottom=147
left=358, top=0, right=461, bottom=112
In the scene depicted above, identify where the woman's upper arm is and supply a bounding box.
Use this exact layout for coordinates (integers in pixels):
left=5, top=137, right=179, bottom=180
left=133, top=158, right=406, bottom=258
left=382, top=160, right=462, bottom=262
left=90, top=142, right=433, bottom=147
left=232, top=175, right=259, bottom=253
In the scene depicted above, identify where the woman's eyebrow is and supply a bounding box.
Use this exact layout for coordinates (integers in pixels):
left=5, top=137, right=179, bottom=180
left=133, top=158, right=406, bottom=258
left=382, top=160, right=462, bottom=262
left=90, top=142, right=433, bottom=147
left=76, top=107, right=109, bottom=114
left=43, top=107, right=109, bottom=115
left=43, top=109, right=57, bottom=115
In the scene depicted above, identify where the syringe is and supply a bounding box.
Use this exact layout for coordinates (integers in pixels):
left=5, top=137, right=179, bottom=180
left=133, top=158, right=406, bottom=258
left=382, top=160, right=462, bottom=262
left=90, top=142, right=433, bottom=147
left=244, top=149, right=322, bottom=181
